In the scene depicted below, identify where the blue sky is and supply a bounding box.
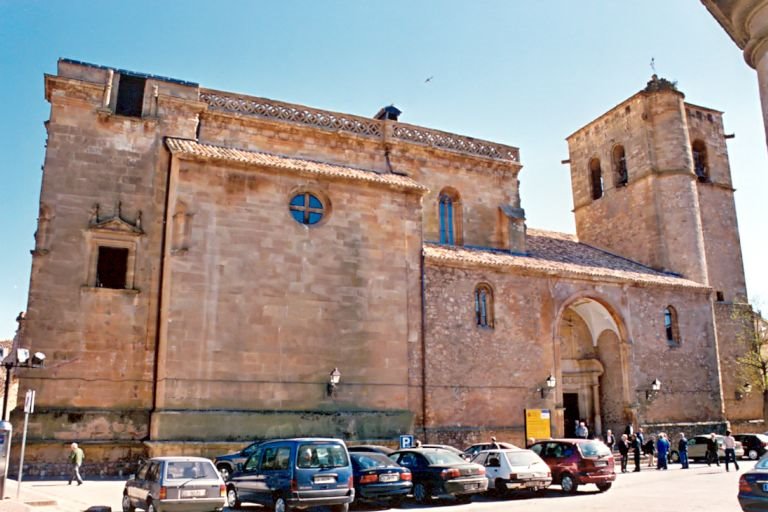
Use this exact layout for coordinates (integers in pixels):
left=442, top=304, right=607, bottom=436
left=0, top=1, right=766, bottom=338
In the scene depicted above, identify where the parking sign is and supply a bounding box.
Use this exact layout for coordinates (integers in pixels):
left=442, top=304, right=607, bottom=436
left=399, top=435, right=414, bottom=449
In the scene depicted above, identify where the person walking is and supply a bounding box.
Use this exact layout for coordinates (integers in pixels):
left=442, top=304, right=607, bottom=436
left=631, top=434, right=642, bottom=472
left=605, top=429, right=616, bottom=451
left=724, top=430, right=740, bottom=472
left=706, top=433, right=720, bottom=467
left=656, top=433, right=670, bottom=470
left=575, top=421, right=589, bottom=439
left=678, top=432, right=689, bottom=469
left=68, top=442, right=84, bottom=485
left=645, top=434, right=656, bottom=468
left=618, top=434, right=630, bottom=473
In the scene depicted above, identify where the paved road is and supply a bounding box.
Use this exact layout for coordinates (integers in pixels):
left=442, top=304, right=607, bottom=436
left=6, top=460, right=753, bottom=511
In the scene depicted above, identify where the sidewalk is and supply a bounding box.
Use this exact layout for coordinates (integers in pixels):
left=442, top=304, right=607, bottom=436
left=0, top=478, right=124, bottom=512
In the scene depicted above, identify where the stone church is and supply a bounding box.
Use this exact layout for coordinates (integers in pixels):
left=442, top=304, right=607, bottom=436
left=12, top=58, right=757, bottom=469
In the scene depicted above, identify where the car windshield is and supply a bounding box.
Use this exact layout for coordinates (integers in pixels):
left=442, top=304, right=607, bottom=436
left=352, top=452, right=399, bottom=469
left=757, top=457, right=768, bottom=469
left=422, top=450, right=466, bottom=465
left=297, top=443, right=349, bottom=469
left=165, top=461, right=218, bottom=480
left=579, top=441, right=611, bottom=457
left=505, top=451, right=543, bottom=466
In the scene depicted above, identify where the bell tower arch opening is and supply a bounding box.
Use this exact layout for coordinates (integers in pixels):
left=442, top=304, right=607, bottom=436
left=556, top=297, right=630, bottom=438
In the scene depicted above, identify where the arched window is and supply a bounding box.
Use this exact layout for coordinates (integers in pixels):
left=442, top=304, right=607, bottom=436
left=613, top=145, right=628, bottom=187
left=475, top=283, right=494, bottom=328
left=664, top=306, right=680, bottom=346
left=692, top=140, right=709, bottom=182
left=589, top=158, right=603, bottom=200
left=438, top=188, right=461, bottom=245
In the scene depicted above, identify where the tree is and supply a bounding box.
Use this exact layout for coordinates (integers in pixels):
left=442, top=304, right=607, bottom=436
left=733, top=304, right=768, bottom=417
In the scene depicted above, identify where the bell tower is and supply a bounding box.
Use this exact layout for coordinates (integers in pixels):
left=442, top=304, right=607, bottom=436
left=565, top=75, right=747, bottom=301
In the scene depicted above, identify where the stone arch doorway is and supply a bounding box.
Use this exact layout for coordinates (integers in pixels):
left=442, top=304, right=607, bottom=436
left=556, top=297, right=630, bottom=438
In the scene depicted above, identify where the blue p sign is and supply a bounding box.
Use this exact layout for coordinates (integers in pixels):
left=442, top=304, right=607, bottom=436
left=399, top=435, right=414, bottom=449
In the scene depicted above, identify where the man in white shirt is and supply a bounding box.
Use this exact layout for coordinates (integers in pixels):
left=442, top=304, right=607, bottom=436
left=723, top=430, right=740, bottom=472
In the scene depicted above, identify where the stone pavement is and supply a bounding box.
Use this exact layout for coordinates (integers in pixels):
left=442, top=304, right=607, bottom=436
left=0, top=478, right=123, bottom=512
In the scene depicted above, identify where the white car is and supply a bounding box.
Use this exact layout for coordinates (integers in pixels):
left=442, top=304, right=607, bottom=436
left=471, top=448, right=551, bottom=496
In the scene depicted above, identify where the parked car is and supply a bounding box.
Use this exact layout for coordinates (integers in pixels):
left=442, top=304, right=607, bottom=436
left=350, top=451, right=412, bottom=506
left=463, top=441, right=519, bottom=459
left=739, top=455, right=768, bottom=511
left=471, top=448, right=551, bottom=496
left=389, top=447, right=487, bottom=504
left=347, top=444, right=394, bottom=455
left=686, top=435, right=744, bottom=462
left=214, top=440, right=261, bottom=481
left=529, top=438, right=615, bottom=493
left=122, top=456, right=226, bottom=512
left=225, top=437, right=354, bottom=512
left=735, top=434, right=768, bottom=460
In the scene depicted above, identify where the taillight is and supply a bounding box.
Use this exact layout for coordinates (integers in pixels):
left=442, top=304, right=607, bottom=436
left=159, top=487, right=167, bottom=500
left=360, top=474, right=378, bottom=484
left=508, top=473, right=518, bottom=480
left=441, top=468, right=461, bottom=480
left=219, top=484, right=226, bottom=497
left=348, top=475, right=354, bottom=489
left=739, top=476, right=751, bottom=493
left=401, top=471, right=412, bottom=481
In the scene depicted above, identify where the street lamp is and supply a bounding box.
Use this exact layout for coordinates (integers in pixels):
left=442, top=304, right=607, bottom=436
left=645, top=378, right=662, bottom=402
left=327, top=368, right=341, bottom=397
left=538, top=374, right=557, bottom=398
left=2, top=348, right=45, bottom=421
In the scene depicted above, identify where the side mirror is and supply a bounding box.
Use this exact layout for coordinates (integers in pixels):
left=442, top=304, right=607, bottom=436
left=236, top=462, right=243, bottom=472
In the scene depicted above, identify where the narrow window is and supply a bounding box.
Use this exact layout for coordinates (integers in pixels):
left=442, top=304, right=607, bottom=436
left=692, top=140, right=709, bottom=182
left=115, top=74, right=146, bottom=117
left=475, top=284, right=494, bottom=328
left=716, top=291, right=725, bottom=302
left=96, top=246, right=129, bottom=289
left=438, top=188, right=461, bottom=245
left=613, top=145, right=628, bottom=187
left=664, top=306, right=680, bottom=346
left=589, top=158, right=603, bottom=200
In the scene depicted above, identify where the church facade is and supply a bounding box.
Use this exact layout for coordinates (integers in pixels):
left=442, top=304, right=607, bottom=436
left=13, top=59, right=757, bottom=469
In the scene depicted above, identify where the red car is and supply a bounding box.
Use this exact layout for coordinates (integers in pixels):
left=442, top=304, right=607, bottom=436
left=529, top=439, right=615, bottom=493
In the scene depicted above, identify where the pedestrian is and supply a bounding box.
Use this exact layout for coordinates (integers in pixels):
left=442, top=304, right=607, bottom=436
left=636, top=427, right=645, bottom=448
left=625, top=423, right=634, bottom=437
left=68, top=442, right=84, bottom=485
left=490, top=436, right=500, bottom=449
left=631, top=434, right=642, bottom=472
left=605, top=429, right=616, bottom=451
left=575, top=421, right=589, bottom=439
left=644, top=435, right=656, bottom=467
left=618, top=434, right=630, bottom=473
left=723, top=430, right=740, bottom=472
left=706, top=433, right=720, bottom=467
left=678, top=432, right=689, bottom=469
left=656, top=433, right=670, bottom=470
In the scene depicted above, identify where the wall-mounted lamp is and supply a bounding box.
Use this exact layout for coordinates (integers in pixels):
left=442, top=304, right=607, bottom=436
left=327, top=367, right=341, bottom=397
left=1, top=347, right=46, bottom=421
left=735, top=382, right=753, bottom=401
left=538, top=374, right=557, bottom=398
left=645, top=378, right=661, bottom=402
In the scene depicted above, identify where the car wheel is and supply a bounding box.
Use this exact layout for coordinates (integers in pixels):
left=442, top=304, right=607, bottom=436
left=146, top=501, right=156, bottom=512
left=274, top=496, right=292, bottom=512
left=494, top=478, right=508, bottom=497
left=596, top=483, right=612, bottom=492
left=560, top=474, right=578, bottom=493
left=749, top=449, right=759, bottom=460
left=329, top=504, right=349, bottom=512
left=669, top=451, right=679, bottom=463
left=227, top=486, right=241, bottom=509
left=413, top=482, right=430, bottom=504
left=121, top=493, right=135, bottom=512
left=217, top=464, right=231, bottom=481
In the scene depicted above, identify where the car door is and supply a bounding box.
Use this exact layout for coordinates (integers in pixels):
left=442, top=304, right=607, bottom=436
left=262, top=445, right=292, bottom=506
left=688, top=437, right=704, bottom=459
left=127, top=462, right=150, bottom=509
left=144, top=462, right=162, bottom=507
left=478, top=451, right=503, bottom=487
left=232, top=446, right=266, bottom=505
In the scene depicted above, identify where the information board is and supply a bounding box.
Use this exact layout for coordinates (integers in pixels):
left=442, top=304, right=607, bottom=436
left=525, top=408, right=552, bottom=441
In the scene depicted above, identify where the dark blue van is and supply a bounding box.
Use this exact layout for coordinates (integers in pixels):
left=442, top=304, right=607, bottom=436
left=225, top=437, right=354, bottom=512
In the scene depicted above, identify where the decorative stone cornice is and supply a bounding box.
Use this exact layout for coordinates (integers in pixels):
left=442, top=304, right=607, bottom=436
left=200, top=90, right=520, bottom=163
left=701, top=0, right=768, bottom=68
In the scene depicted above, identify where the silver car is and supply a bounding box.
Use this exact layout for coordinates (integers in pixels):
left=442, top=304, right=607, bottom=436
left=122, top=456, right=226, bottom=512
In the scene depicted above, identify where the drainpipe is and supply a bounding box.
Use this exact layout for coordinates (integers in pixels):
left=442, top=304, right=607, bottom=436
left=420, top=250, right=428, bottom=442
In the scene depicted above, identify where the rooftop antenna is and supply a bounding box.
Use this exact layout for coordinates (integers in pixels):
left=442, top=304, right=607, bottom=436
left=650, top=57, right=656, bottom=75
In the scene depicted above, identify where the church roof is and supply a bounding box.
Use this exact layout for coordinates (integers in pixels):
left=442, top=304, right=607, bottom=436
left=165, top=138, right=428, bottom=194
left=424, top=228, right=707, bottom=289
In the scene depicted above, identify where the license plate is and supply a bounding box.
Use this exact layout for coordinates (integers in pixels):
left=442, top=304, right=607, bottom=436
left=315, top=476, right=335, bottom=484
left=464, top=483, right=480, bottom=490
left=180, top=489, right=206, bottom=498
left=517, top=473, right=532, bottom=479
left=595, top=461, right=607, bottom=467
left=379, top=474, right=398, bottom=482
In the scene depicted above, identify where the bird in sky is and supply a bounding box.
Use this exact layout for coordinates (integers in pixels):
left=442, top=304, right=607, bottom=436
left=424, top=76, right=434, bottom=84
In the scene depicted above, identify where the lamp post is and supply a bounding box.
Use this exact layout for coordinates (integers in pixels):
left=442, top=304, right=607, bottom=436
left=1, top=349, right=45, bottom=421
left=327, top=368, right=341, bottom=397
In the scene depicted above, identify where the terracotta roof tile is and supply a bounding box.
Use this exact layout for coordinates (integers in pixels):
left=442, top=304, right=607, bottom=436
left=165, top=138, right=428, bottom=193
left=424, top=228, right=706, bottom=289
